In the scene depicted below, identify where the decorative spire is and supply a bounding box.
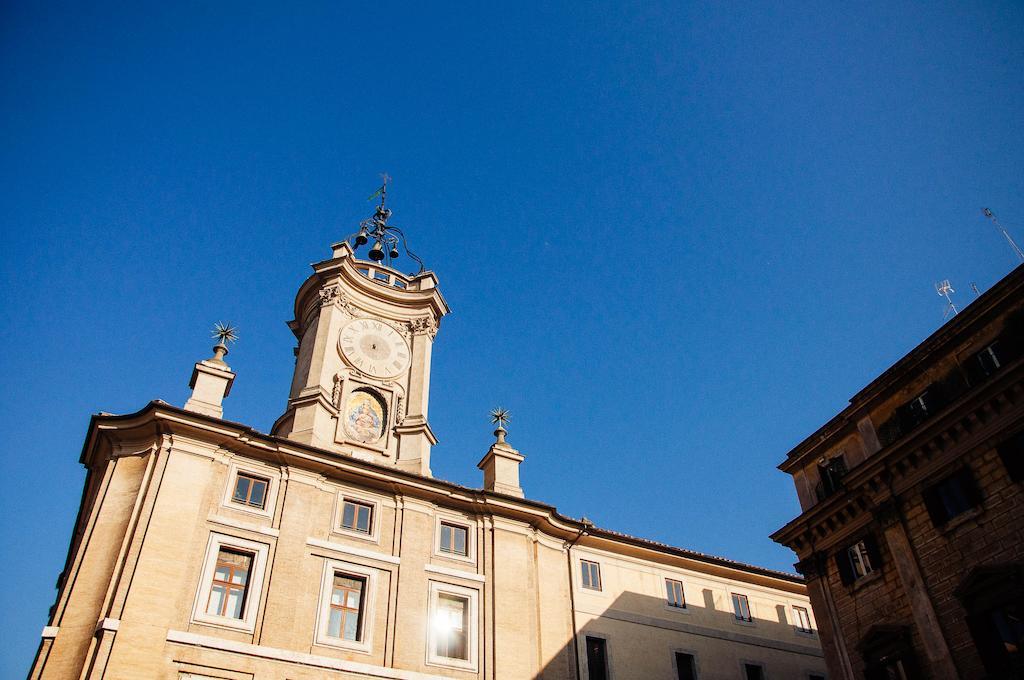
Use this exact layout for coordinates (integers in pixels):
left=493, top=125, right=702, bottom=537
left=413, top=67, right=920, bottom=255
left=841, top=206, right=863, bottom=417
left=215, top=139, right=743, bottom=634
left=210, top=322, right=239, bottom=365
left=349, top=175, right=426, bottom=273
left=490, top=407, right=511, bottom=443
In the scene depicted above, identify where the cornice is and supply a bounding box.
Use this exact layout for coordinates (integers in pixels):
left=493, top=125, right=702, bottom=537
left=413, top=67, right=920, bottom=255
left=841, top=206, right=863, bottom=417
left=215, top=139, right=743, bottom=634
left=289, top=248, right=450, bottom=338
left=772, top=358, right=1024, bottom=553
left=779, top=262, right=1024, bottom=471
left=79, top=400, right=805, bottom=588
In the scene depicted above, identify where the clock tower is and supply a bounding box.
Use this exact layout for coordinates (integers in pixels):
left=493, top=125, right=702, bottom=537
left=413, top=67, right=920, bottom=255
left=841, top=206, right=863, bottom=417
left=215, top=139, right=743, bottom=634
left=271, top=193, right=449, bottom=476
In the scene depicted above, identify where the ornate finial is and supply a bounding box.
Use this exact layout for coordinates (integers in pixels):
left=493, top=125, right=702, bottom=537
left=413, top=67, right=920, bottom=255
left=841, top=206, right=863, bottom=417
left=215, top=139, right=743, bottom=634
left=349, top=176, right=426, bottom=273
left=490, top=407, right=511, bottom=443
left=210, top=322, right=238, bottom=364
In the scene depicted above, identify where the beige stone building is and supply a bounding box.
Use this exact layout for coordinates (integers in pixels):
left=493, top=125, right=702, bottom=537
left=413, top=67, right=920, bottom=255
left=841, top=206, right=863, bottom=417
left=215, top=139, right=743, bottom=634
left=29, top=206, right=825, bottom=679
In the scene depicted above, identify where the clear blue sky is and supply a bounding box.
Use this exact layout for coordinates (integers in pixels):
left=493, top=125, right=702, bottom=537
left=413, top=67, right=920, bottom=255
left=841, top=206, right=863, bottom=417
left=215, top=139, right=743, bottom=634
left=2, top=1, right=1023, bottom=674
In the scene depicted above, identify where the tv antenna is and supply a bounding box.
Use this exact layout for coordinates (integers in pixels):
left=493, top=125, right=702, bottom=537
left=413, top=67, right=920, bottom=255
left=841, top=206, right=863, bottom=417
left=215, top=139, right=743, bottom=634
left=982, top=208, right=1024, bottom=262
left=935, top=279, right=958, bottom=319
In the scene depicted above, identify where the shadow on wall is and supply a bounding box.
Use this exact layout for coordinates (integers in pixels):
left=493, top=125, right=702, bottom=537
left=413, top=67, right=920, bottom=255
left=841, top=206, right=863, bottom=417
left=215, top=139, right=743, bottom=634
left=533, top=588, right=824, bottom=680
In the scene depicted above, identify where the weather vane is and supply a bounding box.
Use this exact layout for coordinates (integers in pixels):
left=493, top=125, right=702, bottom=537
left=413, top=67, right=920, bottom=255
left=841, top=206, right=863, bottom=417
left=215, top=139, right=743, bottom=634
left=350, top=174, right=426, bottom=273
left=210, top=321, right=238, bottom=362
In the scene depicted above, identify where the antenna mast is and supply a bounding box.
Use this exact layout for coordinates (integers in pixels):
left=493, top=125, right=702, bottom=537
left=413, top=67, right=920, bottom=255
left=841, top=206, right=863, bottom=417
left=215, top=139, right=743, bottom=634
left=982, top=208, right=1024, bottom=262
left=935, top=280, right=958, bottom=319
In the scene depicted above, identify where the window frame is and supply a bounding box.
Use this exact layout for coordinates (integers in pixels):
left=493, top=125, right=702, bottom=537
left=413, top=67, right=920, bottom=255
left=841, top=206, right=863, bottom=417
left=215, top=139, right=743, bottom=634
left=432, top=514, right=476, bottom=565
left=731, top=592, right=753, bottom=623
left=848, top=540, right=874, bottom=579
left=740, top=661, right=766, bottom=680
left=793, top=605, right=814, bottom=634
left=333, top=491, right=382, bottom=544
left=580, top=559, right=602, bottom=591
left=221, top=461, right=279, bottom=519
left=665, top=578, right=686, bottom=609
left=923, top=466, right=983, bottom=528
left=672, top=649, right=699, bottom=680
left=425, top=580, right=479, bottom=672
left=191, top=532, right=270, bottom=632
left=583, top=634, right=611, bottom=680
left=313, top=557, right=377, bottom=654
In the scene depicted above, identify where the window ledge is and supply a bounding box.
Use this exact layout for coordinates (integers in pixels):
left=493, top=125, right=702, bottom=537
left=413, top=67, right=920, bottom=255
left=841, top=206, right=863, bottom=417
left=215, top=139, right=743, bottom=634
left=938, top=506, right=984, bottom=535
left=850, top=570, right=883, bottom=592
left=663, top=604, right=691, bottom=615
left=732, top=618, right=756, bottom=627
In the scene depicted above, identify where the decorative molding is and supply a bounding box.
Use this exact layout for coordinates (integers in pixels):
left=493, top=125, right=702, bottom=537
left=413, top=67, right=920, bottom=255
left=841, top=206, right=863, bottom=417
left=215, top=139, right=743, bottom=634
left=306, top=537, right=401, bottom=565
left=395, top=394, right=406, bottom=425
left=409, top=316, right=437, bottom=339
left=41, top=626, right=59, bottom=639
left=424, top=563, right=486, bottom=583
left=208, top=513, right=280, bottom=538
left=166, top=630, right=453, bottom=680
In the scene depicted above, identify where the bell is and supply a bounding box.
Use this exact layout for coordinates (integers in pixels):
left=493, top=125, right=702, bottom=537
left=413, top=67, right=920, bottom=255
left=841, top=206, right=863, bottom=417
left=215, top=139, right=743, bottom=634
left=369, top=240, right=386, bottom=261
left=354, top=228, right=369, bottom=246
left=388, top=244, right=400, bottom=259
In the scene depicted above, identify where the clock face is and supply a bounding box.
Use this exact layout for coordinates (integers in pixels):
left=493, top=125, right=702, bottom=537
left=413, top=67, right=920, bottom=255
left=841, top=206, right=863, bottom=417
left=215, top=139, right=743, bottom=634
left=338, top=318, right=411, bottom=378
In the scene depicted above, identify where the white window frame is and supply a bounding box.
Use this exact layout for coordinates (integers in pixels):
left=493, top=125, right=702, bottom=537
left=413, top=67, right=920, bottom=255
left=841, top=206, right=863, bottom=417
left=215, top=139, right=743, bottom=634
left=580, top=559, right=602, bottom=591
left=432, top=513, right=476, bottom=565
left=425, top=580, right=479, bottom=672
left=191, top=532, right=270, bottom=632
left=665, top=577, right=687, bottom=609
left=221, top=461, right=279, bottom=519
left=333, top=489, right=382, bottom=544
left=313, top=557, right=378, bottom=654
left=847, top=541, right=874, bottom=579
left=793, top=605, right=814, bottom=634
left=731, top=592, right=753, bottom=624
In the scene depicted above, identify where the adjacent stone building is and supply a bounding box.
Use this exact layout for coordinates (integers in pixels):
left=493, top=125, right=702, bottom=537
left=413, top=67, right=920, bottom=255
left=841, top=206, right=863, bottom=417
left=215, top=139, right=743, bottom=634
left=29, top=206, right=825, bottom=679
left=772, top=264, right=1024, bottom=679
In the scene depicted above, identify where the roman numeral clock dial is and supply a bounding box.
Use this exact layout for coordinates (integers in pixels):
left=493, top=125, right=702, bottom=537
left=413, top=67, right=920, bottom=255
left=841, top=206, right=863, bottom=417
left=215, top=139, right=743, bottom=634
left=338, top=319, right=411, bottom=379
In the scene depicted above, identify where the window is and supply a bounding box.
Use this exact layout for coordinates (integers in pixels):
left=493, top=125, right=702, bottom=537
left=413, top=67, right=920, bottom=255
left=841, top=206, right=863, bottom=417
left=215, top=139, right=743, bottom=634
left=580, top=560, right=602, bottom=591
left=666, top=579, right=686, bottom=608
left=231, top=472, right=269, bottom=509
left=315, top=558, right=376, bottom=653
left=975, top=342, right=1003, bottom=378
left=434, top=593, right=469, bottom=660
left=341, top=500, right=373, bottom=534
left=955, top=564, right=1024, bottom=677
left=861, top=626, right=921, bottom=680
left=997, top=430, right=1024, bottom=482
left=205, top=548, right=252, bottom=619
left=439, top=522, right=469, bottom=556
left=426, top=581, right=478, bottom=671
left=743, top=663, right=764, bottom=680
left=817, top=456, right=847, bottom=499
left=674, top=652, right=696, bottom=680
left=192, top=533, right=269, bottom=631
left=837, top=537, right=881, bottom=585
left=923, top=467, right=982, bottom=527
left=732, top=593, right=752, bottom=622
left=585, top=636, right=608, bottom=680
left=328, top=573, right=365, bottom=641
left=793, top=605, right=813, bottom=633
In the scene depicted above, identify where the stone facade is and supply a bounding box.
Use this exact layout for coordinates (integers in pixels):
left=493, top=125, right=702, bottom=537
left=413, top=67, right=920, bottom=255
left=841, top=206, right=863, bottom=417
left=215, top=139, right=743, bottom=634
left=29, top=234, right=825, bottom=680
left=772, top=264, right=1024, bottom=679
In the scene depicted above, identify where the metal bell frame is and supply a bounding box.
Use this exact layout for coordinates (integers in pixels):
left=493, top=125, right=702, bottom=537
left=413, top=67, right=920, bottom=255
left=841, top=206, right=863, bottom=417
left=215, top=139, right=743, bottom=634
left=349, top=180, right=426, bottom=273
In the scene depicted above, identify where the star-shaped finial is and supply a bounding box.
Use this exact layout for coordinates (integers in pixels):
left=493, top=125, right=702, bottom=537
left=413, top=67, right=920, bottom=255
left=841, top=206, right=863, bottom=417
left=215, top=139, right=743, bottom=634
left=490, top=407, right=511, bottom=429
left=212, top=322, right=239, bottom=345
